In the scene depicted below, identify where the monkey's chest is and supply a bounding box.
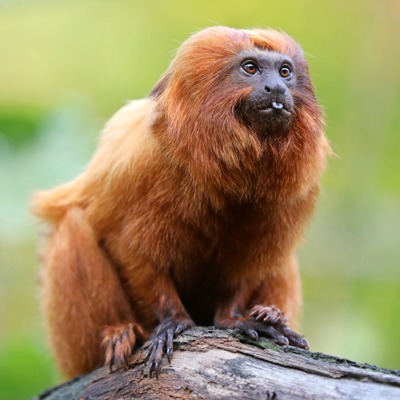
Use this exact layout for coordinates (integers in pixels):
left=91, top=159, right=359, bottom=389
left=173, top=264, right=220, bottom=325
left=168, top=209, right=271, bottom=324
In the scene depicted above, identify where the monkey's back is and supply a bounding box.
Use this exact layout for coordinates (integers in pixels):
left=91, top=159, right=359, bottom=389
left=32, top=98, right=158, bottom=230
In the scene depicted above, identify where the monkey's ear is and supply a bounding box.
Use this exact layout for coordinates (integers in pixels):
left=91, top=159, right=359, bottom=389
left=149, top=71, right=172, bottom=98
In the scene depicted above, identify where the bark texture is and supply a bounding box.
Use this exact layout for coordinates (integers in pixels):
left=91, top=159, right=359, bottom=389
left=35, top=327, right=400, bottom=400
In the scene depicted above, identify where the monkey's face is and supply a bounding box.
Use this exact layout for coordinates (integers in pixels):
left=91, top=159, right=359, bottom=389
left=233, top=50, right=296, bottom=136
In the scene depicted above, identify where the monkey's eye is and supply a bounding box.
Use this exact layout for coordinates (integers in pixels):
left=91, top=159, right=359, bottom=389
left=241, top=61, right=259, bottom=75
left=279, top=64, right=292, bottom=78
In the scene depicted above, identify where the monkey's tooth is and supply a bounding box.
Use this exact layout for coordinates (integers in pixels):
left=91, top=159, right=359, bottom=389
left=272, top=102, right=284, bottom=110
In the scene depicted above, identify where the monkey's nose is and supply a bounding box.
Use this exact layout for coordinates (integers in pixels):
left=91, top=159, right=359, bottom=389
left=264, top=83, right=287, bottom=95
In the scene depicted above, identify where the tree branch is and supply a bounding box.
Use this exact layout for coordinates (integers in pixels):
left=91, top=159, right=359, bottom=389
left=35, top=327, right=400, bottom=400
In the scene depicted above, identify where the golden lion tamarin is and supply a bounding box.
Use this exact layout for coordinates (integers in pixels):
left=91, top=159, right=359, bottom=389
left=32, top=26, right=330, bottom=379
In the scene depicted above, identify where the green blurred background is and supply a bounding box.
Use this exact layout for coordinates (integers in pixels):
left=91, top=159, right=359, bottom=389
left=1, top=0, right=399, bottom=398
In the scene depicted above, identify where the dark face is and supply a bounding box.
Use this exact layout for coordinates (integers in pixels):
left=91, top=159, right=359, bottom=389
left=232, top=49, right=297, bottom=136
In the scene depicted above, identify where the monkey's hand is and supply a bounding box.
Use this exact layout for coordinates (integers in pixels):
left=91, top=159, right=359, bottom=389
left=101, top=322, right=145, bottom=371
left=216, top=305, right=308, bottom=350
left=246, top=305, right=309, bottom=349
left=146, top=316, right=194, bottom=378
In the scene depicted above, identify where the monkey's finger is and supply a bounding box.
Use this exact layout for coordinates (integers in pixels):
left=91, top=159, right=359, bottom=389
left=252, top=310, right=277, bottom=323
left=250, top=305, right=270, bottom=320
left=122, top=354, right=129, bottom=371
left=250, top=306, right=264, bottom=318
left=250, top=305, right=285, bottom=325
left=103, top=338, right=115, bottom=371
left=252, top=310, right=269, bottom=321
left=149, top=361, right=156, bottom=379
left=174, top=321, right=187, bottom=336
left=248, top=329, right=259, bottom=341
left=263, top=314, right=281, bottom=324
left=279, top=325, right=309, bottom=350
left=112, top=337, right=126, bottom=370
left=145, top=344, right=154, bottom=361
left=145, top=335, right=161, bottom=363
left=118, top=332, right=132, bottom=370
left=126, top=323, right=137, bottom=344
left=150, top=360, right=161, bottom=379
left=148, top=347, right=165, bottom=377
left=150, top=337, right=167, bottom=378
left=166, top=329, right=174, bottom=363
left=255, top=323, right=290, bottom=346
left=242, top=328, right=259, bottom=341
left=145, top=341, right=158, bottom=366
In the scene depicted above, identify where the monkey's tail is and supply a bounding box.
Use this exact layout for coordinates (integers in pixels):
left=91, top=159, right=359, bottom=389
left=31, top=177, right=86, bottom=224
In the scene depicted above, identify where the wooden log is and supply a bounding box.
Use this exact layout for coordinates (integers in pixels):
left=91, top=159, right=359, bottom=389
left=35, top=327, right=400, bottom=400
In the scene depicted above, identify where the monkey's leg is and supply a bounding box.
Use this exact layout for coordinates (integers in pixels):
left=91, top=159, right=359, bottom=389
left=215, top=256, right=308, bottom=349
left=42, top=208, right=143, bottom=378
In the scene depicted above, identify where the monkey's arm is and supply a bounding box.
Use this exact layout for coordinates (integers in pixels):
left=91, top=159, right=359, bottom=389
left=213, top=195, right=315, bottom=350
left=214, top=256, right=309, bottom=349
left=139, top=269, right=194, bottom=378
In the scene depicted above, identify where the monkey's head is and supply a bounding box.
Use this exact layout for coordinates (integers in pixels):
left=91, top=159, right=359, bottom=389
left=233, top=47, right=296, bottom=136
left=152, top=27, right=325, bottom=196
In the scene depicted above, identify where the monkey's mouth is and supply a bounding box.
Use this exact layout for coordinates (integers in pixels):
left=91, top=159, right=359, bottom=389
left=256, top=101, right=292, bottom=117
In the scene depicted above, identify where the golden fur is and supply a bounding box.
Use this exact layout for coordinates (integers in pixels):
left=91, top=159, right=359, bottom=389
left=32, top=26, right=330, bottom=379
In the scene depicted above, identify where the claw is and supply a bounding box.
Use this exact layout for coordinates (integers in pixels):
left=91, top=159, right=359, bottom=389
left=298, top=338, right=309, bottom=350
left=149, top=362, right=156, bottom=379
left=275, top=335, right=290, bottom=346
left=146, top=317, right=193, bottom=378
left=244, top=329, right=259, bottom=341
left=101, top=322, right=143, bottom=372
left=250, top=305, right=285, bottom=325
left=175, top=321, right=186, bottom=335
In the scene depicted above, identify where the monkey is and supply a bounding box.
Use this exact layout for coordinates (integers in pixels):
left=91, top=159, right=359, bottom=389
left=32, top=26, right=331, bottom=379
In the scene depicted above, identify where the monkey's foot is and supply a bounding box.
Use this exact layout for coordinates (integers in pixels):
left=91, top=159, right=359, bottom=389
left=146, top=317, right=194, bottom=378
left=240, top=305, right=309, bottom=350
left=101, top=322, right=144, bottom=371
